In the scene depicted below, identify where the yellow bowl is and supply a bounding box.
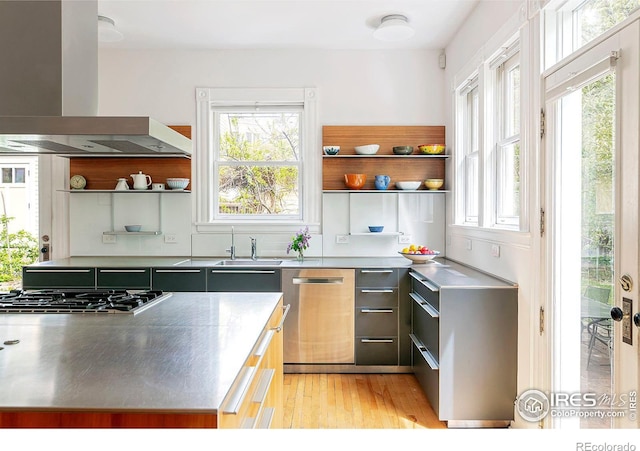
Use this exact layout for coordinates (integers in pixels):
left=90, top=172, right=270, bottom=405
left=418, top=144, right=445, bottom=155
left=424, top=179, right=444, bottom=190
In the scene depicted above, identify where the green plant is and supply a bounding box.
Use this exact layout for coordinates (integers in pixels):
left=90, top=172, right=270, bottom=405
left=0, top=215, right=39, bottom=284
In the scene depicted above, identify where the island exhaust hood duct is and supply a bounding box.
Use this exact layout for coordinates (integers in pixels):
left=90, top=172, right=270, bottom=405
left=0, top=0, right=191, bottom=157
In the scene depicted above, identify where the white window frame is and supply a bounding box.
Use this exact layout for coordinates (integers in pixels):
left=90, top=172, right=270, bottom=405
left=195, top=87, right=319, bottom=233
left=490, top=40, right=522, bottom=228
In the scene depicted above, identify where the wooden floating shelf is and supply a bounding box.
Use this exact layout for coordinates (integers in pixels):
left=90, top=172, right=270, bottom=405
left=322, top=154, right=449, bottom=158
left=61, top=190, right=190, bottom=193
left=323, top=190, right=448, bottom=193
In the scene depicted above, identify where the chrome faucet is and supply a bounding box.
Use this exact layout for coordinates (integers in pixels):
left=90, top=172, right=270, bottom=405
left=250, top=237, right=257, bottom=260
left=226, top=226, right=236, bottom=260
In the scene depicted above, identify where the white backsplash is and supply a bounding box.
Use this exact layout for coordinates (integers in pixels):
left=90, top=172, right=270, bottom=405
left=322, top=192, right=445, bottom=257
left=69, top=192, right=192, bottom=256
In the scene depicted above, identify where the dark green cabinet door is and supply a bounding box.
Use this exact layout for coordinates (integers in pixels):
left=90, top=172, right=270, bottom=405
left=207, top=269, right=281, bottom=292
left=152, top=268, right=206, bottom=292
left=96, top=268, right=151, bottom=289
left=22, top=267, right=96, bottom=289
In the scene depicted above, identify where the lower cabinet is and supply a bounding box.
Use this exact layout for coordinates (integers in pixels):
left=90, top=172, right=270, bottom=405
left=218, top=298, right=286, bottom=428
left=207, top=269, right=281, bottom=292
left=152, top=268, right=206, bottom=291
left=22, top=267, right=96, bottom=289
left=96, top=268, right=151, bottom=289
left=355, top=268, right=400, bottom=366
left=409, top=265, right=518, bottom=427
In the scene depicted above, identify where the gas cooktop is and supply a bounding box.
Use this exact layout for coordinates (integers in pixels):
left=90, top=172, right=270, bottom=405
left=0, top=289, right=171, bottom=314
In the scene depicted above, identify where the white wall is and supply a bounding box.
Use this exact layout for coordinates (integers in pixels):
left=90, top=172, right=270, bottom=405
left=444, top=0, right=539, bottom=428
left=85, top=48, right=446, bottom=257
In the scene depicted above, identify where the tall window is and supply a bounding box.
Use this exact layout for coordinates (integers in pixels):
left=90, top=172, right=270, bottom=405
left=494, top=45, right=521, bottom=227
left=214, top=107, right=301, bottom=219
left=459, top=77, right=480, bottom=224
left=545, top=0, right=640, bottom=69
left=195, top=87, right=317, bottom=227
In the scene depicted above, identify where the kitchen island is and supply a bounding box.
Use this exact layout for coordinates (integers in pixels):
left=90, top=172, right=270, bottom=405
left=0, top=292, right=284, bottom=428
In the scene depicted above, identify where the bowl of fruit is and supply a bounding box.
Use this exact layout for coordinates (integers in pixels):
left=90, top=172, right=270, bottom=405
left=398, top=244, right=440, bottom=263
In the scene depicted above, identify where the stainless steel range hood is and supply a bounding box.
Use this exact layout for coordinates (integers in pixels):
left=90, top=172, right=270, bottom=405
left=0, top=1, right=192, bottom=157
left=0, top=116, right=192, bottom=156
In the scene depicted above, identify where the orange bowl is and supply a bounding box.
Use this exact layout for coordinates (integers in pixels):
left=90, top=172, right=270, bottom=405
left=344, top=173, right=366, bottom=189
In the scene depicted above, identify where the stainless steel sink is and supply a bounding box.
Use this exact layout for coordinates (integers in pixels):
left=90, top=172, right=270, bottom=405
left=215, top=259, right=283, bottom=266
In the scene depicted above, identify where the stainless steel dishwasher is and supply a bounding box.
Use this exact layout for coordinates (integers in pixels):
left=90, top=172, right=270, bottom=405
left=283, top=268, right=355, bottom=366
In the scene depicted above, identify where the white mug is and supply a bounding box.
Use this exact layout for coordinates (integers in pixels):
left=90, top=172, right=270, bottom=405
left=152, top=183, right=165, bottom=191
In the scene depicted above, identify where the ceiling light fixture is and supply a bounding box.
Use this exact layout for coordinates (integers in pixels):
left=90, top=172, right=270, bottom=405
left=98, top=15, right=124, bottom=42
left=373, top=14, right=415, bottom=42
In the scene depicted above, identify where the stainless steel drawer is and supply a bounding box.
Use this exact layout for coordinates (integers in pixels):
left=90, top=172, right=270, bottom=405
left=411, top=337, right=440, bottom=416
left=355, top=307, right=398, bottom=336
left=356, top=268, right=397, bottom=288
left=410, top=272, right=440, bottom=311
left=97, top=268, right=151, bottom=289
left=355, top=287, right=398, bottom=308
left=411, top=292, right=439, bottom=362
left=356, top=337, right=398, bottom=365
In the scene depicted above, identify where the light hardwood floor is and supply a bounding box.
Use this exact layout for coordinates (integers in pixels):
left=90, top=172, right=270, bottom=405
left=282, top=373, right=446, bottom=429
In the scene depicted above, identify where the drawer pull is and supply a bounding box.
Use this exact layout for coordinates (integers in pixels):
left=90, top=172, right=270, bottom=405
left=222, top=366, right=257, bottom=414
left=272, top=304, right=291, bottom=333
left=293, top=277, right=343, bottom=284
left=360, top=308, right=394, bottom=313
left=154, top=269, right=202, bottom=273
left=360, top=289, right=394, bottom=293
left=409, top=292, right=439, bottom=318
left=256, top=407, right=275, bottom=429
left=210, top=270, right=276, bottom=274
left=360, top=338, right=394, bottom=343
left=410, top=334, right=439, bottom=370
left=99, top=269, right=146, bottom=273
left=360, top=269, right=393, bottom=273
left=409, top=272, right=440, bottom=292
left=254, top=330, right=275, bottom=359
left=25, top=269, right=91, bottom=273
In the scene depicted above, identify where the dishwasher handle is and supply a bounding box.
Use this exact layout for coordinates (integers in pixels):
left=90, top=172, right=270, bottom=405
left=292, top=277, right=344, bottom=284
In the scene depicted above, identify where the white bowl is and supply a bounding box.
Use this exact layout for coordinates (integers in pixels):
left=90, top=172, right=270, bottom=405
left=398, top=251, right=440, bottom=263
left=395, top=181, right=421, bottom=190
left=166, top=178, right=190, bottom=190
left=124, top=225, right=142, bottom=232
left=354, top=144, right=380, bottom=155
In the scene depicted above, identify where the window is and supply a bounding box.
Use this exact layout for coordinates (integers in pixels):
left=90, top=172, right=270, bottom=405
left=493, top=44, right=521, bottom=227
left=544, top=0, right=640, bottom=69
left=215, top=108, right=301, bottom=218
left=1, top=167, right=26, bottom=184
left=196, top=87, right=318, bottom=228
left=454, top=32, right=525, bottom=230
left=457, top=77, right=480, bottom=225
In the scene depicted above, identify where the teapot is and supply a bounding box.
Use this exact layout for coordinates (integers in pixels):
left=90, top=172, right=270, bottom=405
left=130, top=171, right=152, bottom=190
left=115, top=178, right=130, bottom=191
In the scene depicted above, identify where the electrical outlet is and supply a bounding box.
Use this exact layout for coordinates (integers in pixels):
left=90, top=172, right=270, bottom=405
left=336, top=235, right=349, bottom=244
left=398, top=235, right=411, bottom=244
left=466, top=239, right=472, bottom=250
left=491, top=244, right=500, bottom=258
left=164, top=234, right=178, bottom=244
left=102, top=234, right=117, bottom=244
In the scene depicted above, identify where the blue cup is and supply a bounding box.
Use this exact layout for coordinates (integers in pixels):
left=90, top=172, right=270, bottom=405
left=374, top=175, right=390, bottom=190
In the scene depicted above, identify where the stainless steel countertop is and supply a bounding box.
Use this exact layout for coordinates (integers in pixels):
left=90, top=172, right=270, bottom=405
left=410, top=260, right=517, bottom=288
left=0, top=292, right=282, bottom=413
left=26, top=256, right=415, bottom=268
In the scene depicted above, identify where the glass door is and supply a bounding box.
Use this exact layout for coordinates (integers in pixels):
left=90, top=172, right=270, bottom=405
left=545, top=21, right=640, bottom=429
